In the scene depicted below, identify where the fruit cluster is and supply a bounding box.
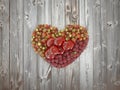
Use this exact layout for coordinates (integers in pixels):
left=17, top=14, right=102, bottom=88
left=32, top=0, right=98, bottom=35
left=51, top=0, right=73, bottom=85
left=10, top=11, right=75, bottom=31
left=31, top=24, right=89, bottom=68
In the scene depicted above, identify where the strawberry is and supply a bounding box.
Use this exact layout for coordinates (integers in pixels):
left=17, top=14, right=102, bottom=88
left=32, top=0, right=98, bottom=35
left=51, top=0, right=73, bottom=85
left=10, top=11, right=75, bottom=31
left=54, top=37, right=65, bottom=46
left=45, top=46, right=59, bottom=60
left=46, top=38, right=54, bottom=47
left=62, top=40, right=74, bottom=51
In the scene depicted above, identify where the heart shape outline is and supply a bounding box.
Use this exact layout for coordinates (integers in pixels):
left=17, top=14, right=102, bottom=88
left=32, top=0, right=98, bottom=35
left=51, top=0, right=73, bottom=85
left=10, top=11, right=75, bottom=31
left=31, top=24, right=89, bottom=68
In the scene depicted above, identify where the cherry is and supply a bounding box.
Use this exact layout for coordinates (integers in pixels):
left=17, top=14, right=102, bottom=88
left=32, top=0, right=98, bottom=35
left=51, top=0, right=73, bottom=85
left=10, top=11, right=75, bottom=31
left=32, top=31, right=36, bottom=36
left=74, top=25, right=80, bottom=29
left=45, top=24, right=50, bottom=29
left=58, top=47, right=64, bottom=54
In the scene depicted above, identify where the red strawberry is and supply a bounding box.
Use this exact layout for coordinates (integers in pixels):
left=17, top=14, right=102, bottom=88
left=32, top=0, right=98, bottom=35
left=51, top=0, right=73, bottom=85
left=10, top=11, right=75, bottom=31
left=54, top=37, right=65, bottom=46
left=62, top=40, right=74, bottom=51
left=45, top=46, right=59, bottom=60
left=47, top=38, right=54, bottom=47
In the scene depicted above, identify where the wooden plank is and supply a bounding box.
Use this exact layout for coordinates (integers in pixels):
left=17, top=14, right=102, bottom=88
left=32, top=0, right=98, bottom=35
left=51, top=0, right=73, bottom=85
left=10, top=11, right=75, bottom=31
left=65, top=0, right=80, bottom=90
left=0, top=0, right=10, bottom=90
left=9, top=0, right=24, bottom=89
left=108, top=0, right=120, bottom=90
left=92, top=0, right=102, bottom=89
left=65, top=0, right=72, bottom=24
left=99, top=0, right=108, bottom=89
left=37, top=0, right=52, bottom=90
left=23, top=0, right=37, bottom=90
left=0, top=2, right=2, bottom=90
left=105, top=0, right=119, bottom=90
left=64, top=0, right=72, bottom=89
left=71, top=0, right=79, bottom=23
left=79, top=0, right=93, bottom=90
left=69, top=0, right=80, bottom=90
left=0, top=14, right=2, bottom=90
left=16, top=0, right=24, bottom=89
left=36, top=0, right=45, bottom=90
left=114, top=0, right=120, bottom=89
left=9, top=0, right=18, bottom=89
left=51, top=0, right=65, bottom=90
left=92, top=0, right=108, bottom=90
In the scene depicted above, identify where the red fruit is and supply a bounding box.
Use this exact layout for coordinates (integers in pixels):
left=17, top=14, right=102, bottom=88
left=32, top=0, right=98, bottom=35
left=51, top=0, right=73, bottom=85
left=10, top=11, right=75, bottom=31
left=47, top=38, right=54, bottom=47
left=32, top=31, right=36, bottom=36
left=62, top=40, right=74, bottom=51
left=45, top=46, right=59, bottom=60
left=63, top=60, right=67, bottom=63
left=67, top=25, right=73, bottom=28
left=58, top=47, right=64, bottom=54
left=72, top=53, right=80, bottom=58
left=41, top=39, right=46, bottom=44
left=45, top=24, right=50, bottom=29
left=59, top=61, right=63, bottom=64
left=74, top=25, right=80, bottom=29
left=52, top=62, right=58, bottom=67
left=35, top=38, right=38, bottom=42
left=54, top=60, right=59, bottom=63
left=56, top=54, right=62, bottom=61
left=57, top=65, right=62, bottom=68
left=54, top=37, right=65, bottom=46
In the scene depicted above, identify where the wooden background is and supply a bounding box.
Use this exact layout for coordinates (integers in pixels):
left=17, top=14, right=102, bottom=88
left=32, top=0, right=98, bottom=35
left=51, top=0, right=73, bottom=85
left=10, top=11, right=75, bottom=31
left=0, top=0, right=120, bottom=90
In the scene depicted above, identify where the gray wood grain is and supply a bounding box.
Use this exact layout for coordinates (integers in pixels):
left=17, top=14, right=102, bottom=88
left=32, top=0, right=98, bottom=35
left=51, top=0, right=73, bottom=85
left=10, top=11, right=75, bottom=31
left=116, top=1, right=120, bottom=90
left=9, top=0, right=20, bottom=89
left=65, top=0, right=80, bottom=90
left=17, top=0, right=24, bottom=90
left=93, top=0, right=107, bottom=89
left=9, top=0, right=24, bottom=90
left=0, top=11, right=2, bottom=90
left=23, top=0, right=37, bottom=90
left=0, top=0, right=120, bottom=90
left=51, top=0, right=65, bottom=90
left=79, top=0, right=93, bottom=90
left=106, top=0, right=120, bottom=90
left=113, top=1, right=120, bottom=90
left=37, top=0, right=52, bottom=90
left=65, top=0, right=73, bottom=90
left=0, top=0, right=10, bottom=90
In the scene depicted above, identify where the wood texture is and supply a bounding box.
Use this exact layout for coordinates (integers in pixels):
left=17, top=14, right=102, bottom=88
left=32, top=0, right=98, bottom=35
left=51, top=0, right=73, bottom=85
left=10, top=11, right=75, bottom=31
left=0, top=0, right=10, bottom=90
left=23, top=0, right=37, bottom=90
left=51, top=0, right=65, bottom=90
left=0, top=0, right=120, bottom=90
left=37, top=0, right=52, bottom=90
left=79, top=0, right=93, bottom=90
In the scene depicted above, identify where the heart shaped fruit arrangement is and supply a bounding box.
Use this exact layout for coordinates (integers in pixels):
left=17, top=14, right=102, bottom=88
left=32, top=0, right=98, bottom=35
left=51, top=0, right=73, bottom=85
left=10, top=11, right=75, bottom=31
left=31, top=24, right=89, bottom=68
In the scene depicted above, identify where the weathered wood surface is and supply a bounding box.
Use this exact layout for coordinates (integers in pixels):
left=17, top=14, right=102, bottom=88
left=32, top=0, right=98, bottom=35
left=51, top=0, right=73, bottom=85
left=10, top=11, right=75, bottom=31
left=0, top=0, right=120, bottom=90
